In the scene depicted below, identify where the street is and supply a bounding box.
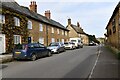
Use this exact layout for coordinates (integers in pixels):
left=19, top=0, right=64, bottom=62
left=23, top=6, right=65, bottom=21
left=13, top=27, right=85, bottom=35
left=1, top=46, right=99, bottom=79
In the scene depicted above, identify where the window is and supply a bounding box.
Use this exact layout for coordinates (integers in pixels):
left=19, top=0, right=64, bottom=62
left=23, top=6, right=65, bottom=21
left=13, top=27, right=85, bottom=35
left=28, top=20, right=32, bottom=29
left=62, top=30, right=64, bottom=35
left=119, top=18, right=120, bottom=25
left=61, top=39, right=64, bottom=43
left=51, top=27, right=54, bottom=33
left=65, top=31, right=67, bottom=36
left=14, top=35, right=21, bottom=44
left=40, top=24, right=43, bottom=31
left=57, top=29, right=60, bottom=34
left=51, top=38, right=55, bottom=42
left=112, top=19, right=116, bottom=33
left=57, top=39, right=60, bottom=42
left=109, top=29, right=112, bottom=35
left=0, top=14, right=5, bottom=24
left=14, top=17, right=20, bottom=26
left=38, top=43, right=45, bottom=48
left=39, top=37, right=44, bottom=44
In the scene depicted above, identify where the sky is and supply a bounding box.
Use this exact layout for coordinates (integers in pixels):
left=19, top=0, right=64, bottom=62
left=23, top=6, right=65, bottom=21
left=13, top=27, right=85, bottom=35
left=14, top=0, right=119, bottom=38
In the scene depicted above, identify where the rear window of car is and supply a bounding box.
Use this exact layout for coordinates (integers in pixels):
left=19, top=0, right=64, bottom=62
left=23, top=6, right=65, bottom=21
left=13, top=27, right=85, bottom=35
left=64, top=43, right=69, bottom=44
left=14, top=44, right=26, bottom=49
left=49, top=43, right=59, bottom=46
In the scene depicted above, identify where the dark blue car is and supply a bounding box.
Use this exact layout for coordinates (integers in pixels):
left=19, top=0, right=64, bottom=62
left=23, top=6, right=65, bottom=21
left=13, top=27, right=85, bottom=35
left=13, top=43, right=51, bottom=61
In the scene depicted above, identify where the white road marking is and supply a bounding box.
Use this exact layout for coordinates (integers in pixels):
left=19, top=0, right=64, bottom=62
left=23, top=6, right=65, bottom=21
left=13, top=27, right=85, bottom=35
left=88, top=49, right=101, bottom=80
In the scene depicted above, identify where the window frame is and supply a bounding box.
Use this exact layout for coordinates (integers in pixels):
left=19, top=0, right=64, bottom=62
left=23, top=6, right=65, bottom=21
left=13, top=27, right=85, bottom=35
left=0, top=14, right=5, bottom=24
left=39, top=23, right=43, bottom=31
left=14, top=35, right=21, bottom=44
left=62, top=30, right=64, bottom=35
left=51, top=27, right=54, bottom=33
left=65, top=31, right=67, bottom=36
left=28, top=20, right=32, bottom=29
left=112, top=18, right=116, bottom=33
left=57, top=29, right=60, bottom=34
left=39, top=37, right=44, bottom=44
left=14, top=17, right=20, bottom=26
left=51, top=38, right=55, bottom=43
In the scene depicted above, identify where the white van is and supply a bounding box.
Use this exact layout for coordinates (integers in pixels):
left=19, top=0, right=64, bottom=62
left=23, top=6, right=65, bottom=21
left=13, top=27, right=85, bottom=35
left=70, top=38, right=83, bottom=48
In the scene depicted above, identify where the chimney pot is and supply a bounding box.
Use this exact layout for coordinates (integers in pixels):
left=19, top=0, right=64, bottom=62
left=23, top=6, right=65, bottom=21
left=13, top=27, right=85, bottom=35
left=77, top=22, right=80, bottom=27
left=45, top=10, right=51, bottom=19
left=29, top=1, right=37, bottom=13
left=68, top=18, right=71, bottom=25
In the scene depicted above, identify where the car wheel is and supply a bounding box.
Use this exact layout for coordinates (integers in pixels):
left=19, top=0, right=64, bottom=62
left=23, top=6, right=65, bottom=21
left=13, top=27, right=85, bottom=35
left=64, top=48, right=66, bottom=52
left=57, top=50, right=60, bottom=54
left=31, top=54, right=36, bottom=61
left=48, top=52, right=51, bottom=57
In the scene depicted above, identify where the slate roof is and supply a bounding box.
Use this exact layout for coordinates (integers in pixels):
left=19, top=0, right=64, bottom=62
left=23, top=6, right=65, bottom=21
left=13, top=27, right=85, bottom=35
left=69, top=24, right=86, bottom=34
left=106, top=2, right=120, bottom=29
left=1, top=1, right=69, bottom=31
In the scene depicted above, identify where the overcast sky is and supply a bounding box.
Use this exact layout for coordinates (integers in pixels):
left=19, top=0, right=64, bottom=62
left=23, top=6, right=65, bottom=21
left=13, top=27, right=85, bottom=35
left=15, top=0, right=119, bottom=38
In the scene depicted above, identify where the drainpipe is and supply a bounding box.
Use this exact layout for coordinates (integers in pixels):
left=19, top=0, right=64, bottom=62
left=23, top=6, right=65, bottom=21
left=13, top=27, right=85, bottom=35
left=46, top=25, right=48, bottom=46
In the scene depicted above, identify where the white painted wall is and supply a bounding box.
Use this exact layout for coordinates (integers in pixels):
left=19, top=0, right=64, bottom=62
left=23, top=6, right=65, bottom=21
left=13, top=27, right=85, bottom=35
left=0, top=34, right=5, bottom=54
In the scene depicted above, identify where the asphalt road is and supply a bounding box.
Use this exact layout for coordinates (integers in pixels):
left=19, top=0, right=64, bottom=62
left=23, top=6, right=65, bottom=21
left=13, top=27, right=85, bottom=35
left=2, top=46, right=99, bottom=78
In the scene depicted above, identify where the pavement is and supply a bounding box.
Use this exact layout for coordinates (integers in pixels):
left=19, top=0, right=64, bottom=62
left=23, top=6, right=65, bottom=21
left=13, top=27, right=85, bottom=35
left=0, top=53, right=13, bottom=64
left=90, top=46, right=120, bottom=79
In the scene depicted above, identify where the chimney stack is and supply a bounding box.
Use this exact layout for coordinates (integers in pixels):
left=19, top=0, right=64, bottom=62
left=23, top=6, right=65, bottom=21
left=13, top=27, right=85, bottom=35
left=29, top=1, right=37, bottom=13
left=45, top=10, right=51, bottom=19
left=68, top=18, right=71, bottom=25
left=77, top=22, right=80, bottom=27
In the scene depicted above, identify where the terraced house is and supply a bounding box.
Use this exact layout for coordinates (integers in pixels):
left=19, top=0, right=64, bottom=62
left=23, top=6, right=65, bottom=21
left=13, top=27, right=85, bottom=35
left=0, top=2, right=28, bottom=53
left=0, top=1, right=69, bottom=54
left=105, top=2, right=120, bottom=51
left=67, top=18, right=89, bottom=45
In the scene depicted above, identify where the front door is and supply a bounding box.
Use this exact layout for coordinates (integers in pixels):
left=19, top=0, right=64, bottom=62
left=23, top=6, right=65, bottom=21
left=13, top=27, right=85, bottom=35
left=0, top=34, right=5, bottom=54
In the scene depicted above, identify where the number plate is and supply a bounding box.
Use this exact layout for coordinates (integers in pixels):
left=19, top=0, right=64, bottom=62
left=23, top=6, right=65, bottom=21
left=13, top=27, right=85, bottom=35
left=15, top=52, right=21, bottom=54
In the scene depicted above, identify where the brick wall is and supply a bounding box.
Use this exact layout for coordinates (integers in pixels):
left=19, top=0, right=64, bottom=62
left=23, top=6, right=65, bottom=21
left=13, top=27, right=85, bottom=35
left=28, top=19, right=69, bottom=46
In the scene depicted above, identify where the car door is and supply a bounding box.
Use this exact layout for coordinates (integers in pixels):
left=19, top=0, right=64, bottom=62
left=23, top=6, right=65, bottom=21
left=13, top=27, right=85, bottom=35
left=38, top=43, right=48, bottom=57
left=33, top=43, right=42, bottom=57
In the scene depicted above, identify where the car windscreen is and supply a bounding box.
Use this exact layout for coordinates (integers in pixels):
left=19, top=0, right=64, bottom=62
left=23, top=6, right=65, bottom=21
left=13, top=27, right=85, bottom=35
left=71, top=40, right=76, bottom=42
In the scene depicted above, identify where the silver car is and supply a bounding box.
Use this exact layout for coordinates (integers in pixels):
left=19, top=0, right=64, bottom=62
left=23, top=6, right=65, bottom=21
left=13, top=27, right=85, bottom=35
left=47, top=42, right=66, bottom=54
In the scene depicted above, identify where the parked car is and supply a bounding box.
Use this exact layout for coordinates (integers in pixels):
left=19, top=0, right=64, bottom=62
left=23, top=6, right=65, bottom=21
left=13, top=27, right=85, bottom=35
left=89, top=41, right=96, bottom=46
left=64, top=42, right=76, bottom=50
left=13, top=43, right=51, bottom=61
left=70, top=38, right=83, bottom=48
left=47, top=42, right=66, bottom=53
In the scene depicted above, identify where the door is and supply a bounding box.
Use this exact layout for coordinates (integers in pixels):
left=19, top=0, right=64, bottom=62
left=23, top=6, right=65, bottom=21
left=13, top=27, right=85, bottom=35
left=0, top=34, right=5, bottom=54
left=28, top=37, right=32, bottom=43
